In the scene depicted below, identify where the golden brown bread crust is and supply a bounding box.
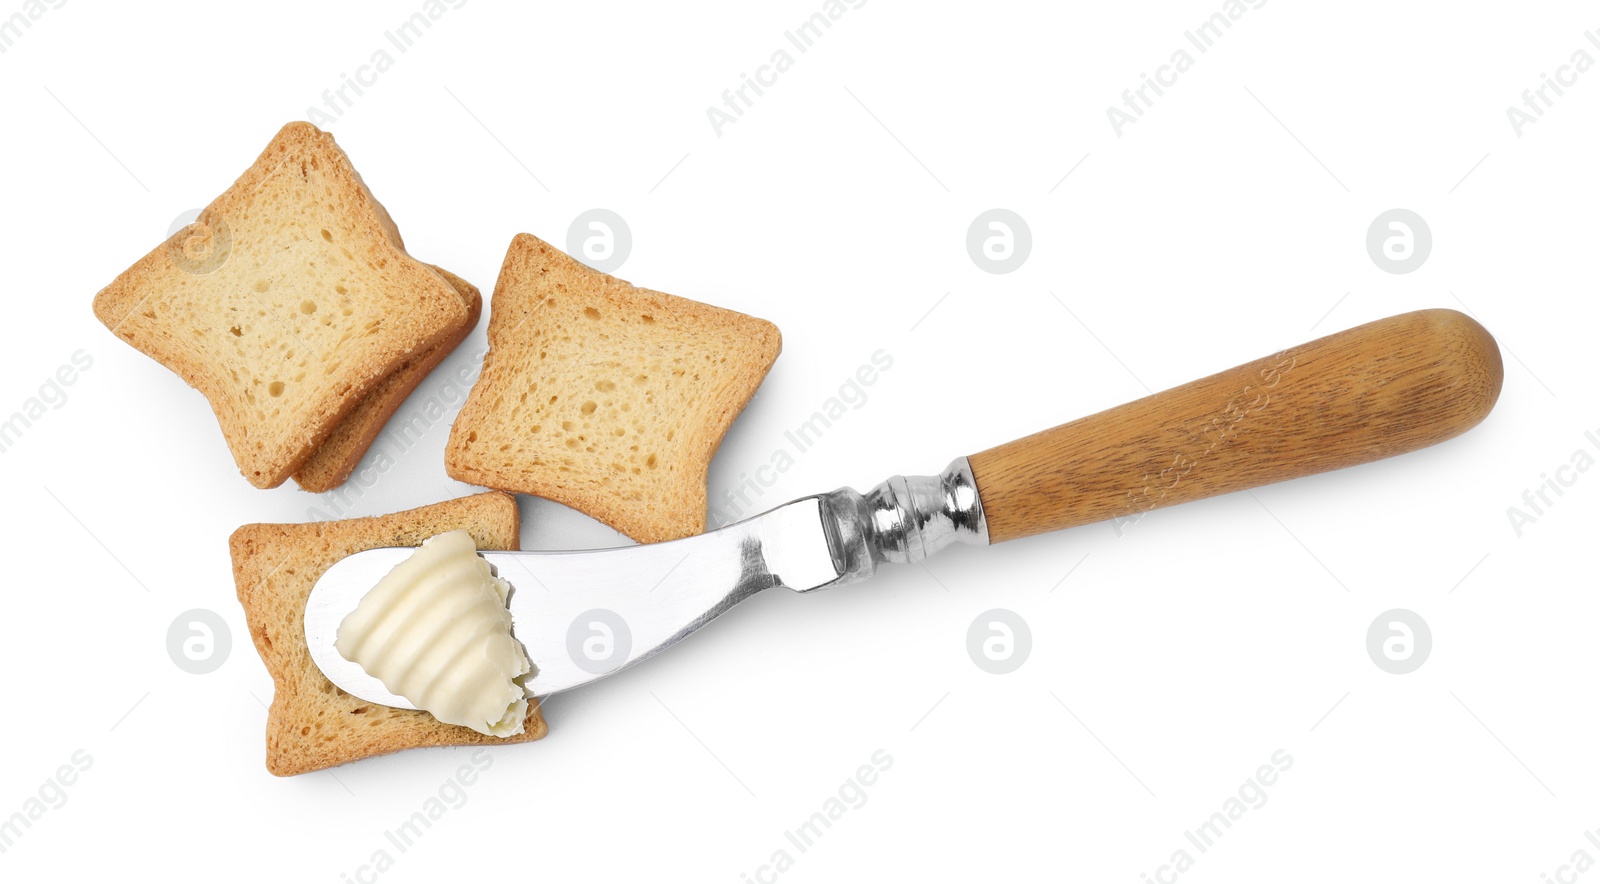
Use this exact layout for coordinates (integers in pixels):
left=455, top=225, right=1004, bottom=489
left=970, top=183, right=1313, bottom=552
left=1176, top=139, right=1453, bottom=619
left=293, top=267, right=482, bottom=492
left=230, top=492, right=547, bottom=776
left=93, top=122, right=469, bottom=488
left=443, top=233, right=782, bottom=543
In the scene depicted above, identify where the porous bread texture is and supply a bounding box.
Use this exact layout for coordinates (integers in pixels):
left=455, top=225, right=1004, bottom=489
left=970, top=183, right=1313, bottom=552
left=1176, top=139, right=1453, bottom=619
left=444, top=233, right=782, bottom=543
left=230, top=492, right=546, bottom=776
left=293, top=267, right=482, bottom=492
left=93, top=121, right=470, bottom=489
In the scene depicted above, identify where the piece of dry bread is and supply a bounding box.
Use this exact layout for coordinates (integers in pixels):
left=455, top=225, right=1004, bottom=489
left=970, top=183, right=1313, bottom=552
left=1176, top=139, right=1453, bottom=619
left=293, top=267, right=482, bottom=492
left=444, top=234, right=782, bottom=543
left=230, top=492, right=546, bottom=776
left=93, top=121, right=470, bottom=488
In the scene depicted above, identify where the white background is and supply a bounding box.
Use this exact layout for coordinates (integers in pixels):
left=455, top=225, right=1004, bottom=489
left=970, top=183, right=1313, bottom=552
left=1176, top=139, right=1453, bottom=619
left=1, top=1, right=1595, bottom=881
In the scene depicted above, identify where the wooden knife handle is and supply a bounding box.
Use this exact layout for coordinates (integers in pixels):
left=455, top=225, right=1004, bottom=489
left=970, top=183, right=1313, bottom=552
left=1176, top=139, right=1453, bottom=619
left=966, top=309, right=1503, bottom=543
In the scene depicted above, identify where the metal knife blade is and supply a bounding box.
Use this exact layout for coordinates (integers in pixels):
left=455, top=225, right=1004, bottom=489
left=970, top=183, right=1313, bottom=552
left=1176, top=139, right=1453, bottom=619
left=305, top=489, right=908, bottom=706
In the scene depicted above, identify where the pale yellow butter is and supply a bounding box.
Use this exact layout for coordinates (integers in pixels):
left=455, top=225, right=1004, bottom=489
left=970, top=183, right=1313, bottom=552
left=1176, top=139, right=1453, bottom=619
left=335, top=529, right=531, bottom=737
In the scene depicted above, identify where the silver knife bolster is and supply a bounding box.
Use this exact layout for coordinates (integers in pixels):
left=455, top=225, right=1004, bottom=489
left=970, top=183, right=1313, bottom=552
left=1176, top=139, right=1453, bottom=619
left=812, top=456, right=990, bottom=590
